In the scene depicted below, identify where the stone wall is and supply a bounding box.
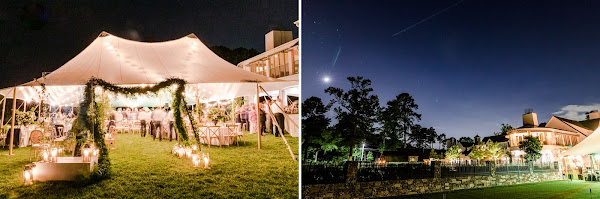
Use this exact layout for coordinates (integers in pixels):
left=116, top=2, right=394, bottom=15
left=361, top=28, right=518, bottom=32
left=303, top=167, right=561, bottom=199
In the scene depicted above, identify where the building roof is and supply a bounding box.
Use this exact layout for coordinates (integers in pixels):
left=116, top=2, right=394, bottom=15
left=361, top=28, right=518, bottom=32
left=482, top=135, right=509, bottom=143
left=554, top=116, right=594, bottom=131
left=237, top=38, right=299, bottom=67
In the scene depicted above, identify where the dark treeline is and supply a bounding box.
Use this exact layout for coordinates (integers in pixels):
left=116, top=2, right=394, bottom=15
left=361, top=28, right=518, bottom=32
left=302, top=76, right=445, bottom=163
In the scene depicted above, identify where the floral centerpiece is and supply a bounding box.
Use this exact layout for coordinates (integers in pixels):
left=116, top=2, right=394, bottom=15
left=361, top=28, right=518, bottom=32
left=207, top=106, right=225, bottom=125
left=15, top=108, right=37, bottom=126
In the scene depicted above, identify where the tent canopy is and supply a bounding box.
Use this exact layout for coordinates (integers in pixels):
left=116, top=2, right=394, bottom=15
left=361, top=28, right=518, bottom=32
left=0, top=31, right=296, bottom=105
left=563, top=127, right=600, bottom=156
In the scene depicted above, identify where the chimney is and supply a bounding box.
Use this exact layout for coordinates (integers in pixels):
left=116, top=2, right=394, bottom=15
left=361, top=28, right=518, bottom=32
left=474, top=135, right=481, bottom=144
left=589, top=110, right=600, bottom=120
left=265, top=30, right=292, bottom=51
left=522, top=109, right=538, bottom=127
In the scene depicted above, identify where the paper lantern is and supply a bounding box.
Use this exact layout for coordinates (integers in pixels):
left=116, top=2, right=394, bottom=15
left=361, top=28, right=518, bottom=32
left=23, top=164, right=36, bottom=185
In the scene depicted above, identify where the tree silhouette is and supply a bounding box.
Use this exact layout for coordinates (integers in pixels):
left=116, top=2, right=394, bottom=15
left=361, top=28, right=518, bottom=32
left=379, top=93, right=421, bottom=149
left=325, top=76, right=380, bottom=161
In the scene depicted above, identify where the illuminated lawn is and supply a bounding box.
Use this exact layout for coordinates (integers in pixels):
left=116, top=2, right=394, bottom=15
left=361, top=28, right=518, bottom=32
left=0, top=133, right=298, bottom=198
left=396, top=180, right=600, bottom=199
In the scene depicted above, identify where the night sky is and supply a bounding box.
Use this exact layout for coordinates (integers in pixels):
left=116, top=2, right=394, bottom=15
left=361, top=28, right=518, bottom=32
left=303, top=0, right=600, bottom=140
left=0, top=0, right=298, bottom=88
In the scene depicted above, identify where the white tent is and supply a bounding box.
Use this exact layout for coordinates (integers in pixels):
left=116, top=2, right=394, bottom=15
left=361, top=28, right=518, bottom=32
left=0, top=31, right=296, bottom=105
left=563, top=127, right=600, bottom=156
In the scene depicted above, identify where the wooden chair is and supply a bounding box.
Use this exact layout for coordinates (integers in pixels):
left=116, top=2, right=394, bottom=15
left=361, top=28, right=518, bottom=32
left=105, top=126, right=117, bottom=149
left=235, top=123, right=244, bottom=145
left=208, top=126, right=221, bottom=147
left=198, top=126, right=210, bottom=147
left=29, top=130, right=43, bottom=161
left=225, top=124, right=238, bottom=146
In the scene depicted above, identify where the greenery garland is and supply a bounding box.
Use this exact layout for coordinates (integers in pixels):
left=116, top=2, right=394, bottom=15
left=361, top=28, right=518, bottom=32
left=76, top=77, right=200, bottom=179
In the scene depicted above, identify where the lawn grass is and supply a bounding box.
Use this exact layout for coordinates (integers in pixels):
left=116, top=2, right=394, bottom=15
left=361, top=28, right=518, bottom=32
left=0, top=132, right=298, bottom=198
left=394, top=180, right=600, bottom=199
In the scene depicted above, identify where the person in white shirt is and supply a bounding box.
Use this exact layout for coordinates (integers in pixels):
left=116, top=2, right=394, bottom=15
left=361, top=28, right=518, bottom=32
left=270, top=98, right=285, bottom=137
left=151, top=107, right=168, bottom=141
left=138, top=107, right=150, bottom=137
left=166, top=108, right=177, bottom=141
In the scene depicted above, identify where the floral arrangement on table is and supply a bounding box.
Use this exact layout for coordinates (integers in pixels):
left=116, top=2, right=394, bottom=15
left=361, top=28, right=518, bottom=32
left=284, top=100, right=299, bottom=114
left=207, top=106, right=226, bottom=125
left=15, top=108, right=37, bottom=126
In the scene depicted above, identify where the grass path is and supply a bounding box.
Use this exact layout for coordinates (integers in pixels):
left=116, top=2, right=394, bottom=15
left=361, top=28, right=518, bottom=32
left=394, top=180, right=600, bottom=199
left=0, top=132, right=298, bottom=198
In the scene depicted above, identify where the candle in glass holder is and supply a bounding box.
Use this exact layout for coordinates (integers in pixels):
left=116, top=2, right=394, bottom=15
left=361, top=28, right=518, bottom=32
left=172, top=145, right=178, bottom=155
left=203, top=153, right=210, bottom=169
left=177, top=148, right=184, bottom=157
left=83, top=149, right=90, bottom=162
left=193, top=155, right=200, bottom=167
left=185, top=148, right=192, bottom=158
left=42, top=150, right=49, bottom=162
left=192, top=145, right=198, bottom=151
left=93, top=149, right=99, bottom=157
left=50, top=148, right=58, bottom=162
left=23, top=170, right=32, bottom=185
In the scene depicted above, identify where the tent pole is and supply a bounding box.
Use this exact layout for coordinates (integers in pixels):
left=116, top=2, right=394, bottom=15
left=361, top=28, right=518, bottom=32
left=9, top=87, right=17, bottom=155
left=256, top=83, right=261, bottom=150
left=0, top=96, right=6, bottom=140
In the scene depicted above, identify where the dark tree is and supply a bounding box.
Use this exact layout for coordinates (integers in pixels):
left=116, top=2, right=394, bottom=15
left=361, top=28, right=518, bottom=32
left=209, top=46, right=260, bottom=65
left=436, top=133, right=446, bottom=149
left=519, top=136, right=542, bottom=162
left=494, top=123, right=514, bottom=136
left=458, top=136, right=474, bottom=143
left=379, top=93, right=421, bottom=150
left=409, top=125, right=437, bottom=148
left=301, top=97, right=332, bottom=162
left=325, top=76, right=380, bottom=161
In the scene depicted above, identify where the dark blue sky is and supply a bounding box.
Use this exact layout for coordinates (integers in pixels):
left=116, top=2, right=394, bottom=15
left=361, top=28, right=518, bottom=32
left=302, top=0, right=600, bottom=139
left=0, top=0, right=297, bottom=88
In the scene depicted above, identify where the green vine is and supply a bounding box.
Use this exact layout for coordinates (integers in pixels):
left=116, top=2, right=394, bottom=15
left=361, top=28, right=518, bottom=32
left=76, top=77, right=200, bottom=179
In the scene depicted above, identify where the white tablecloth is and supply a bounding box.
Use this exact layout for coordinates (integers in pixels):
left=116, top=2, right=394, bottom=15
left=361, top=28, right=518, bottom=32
left=197, top=126, right=235, bottom=146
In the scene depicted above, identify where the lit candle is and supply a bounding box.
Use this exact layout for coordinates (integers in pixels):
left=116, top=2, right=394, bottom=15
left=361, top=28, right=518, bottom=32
left=203, top=153, right=210, bottom=169
left=185, top=148, right=192, bottom=158
left=23, top=170, right=32, bottom=185
left=93, top=149, right=99, bottom=157
left=192, top=145, right=198, bottom=151
left=83, top=149, right=90, bottom=162
left=50, top=148, right=57, bottom=162
left=42, top=151, right=49, bottom=162
left=193, top=155, right=200, bottom=167
left=177, top=148, right=184, bottom=157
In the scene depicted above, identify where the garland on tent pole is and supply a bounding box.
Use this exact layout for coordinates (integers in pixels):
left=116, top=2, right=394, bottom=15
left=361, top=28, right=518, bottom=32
left=75, top=77, right=201, bottom=179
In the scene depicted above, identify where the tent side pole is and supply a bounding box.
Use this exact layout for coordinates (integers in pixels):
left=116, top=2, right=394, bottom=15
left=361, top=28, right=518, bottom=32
left=256, top=83, right=261, bottom=150
left=9, top=87, right=16, bottom=155
left=0, top=97, right=6, bottom=140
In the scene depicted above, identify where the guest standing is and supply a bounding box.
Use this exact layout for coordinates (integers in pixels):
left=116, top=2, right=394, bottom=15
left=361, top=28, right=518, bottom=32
left=166, top=108, right=177, bottom=141
left=151, top=107, right=167, bottom=141
left=270, top=98, right=285, bottom=137
left=138, top=107, right=149, bottom=137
